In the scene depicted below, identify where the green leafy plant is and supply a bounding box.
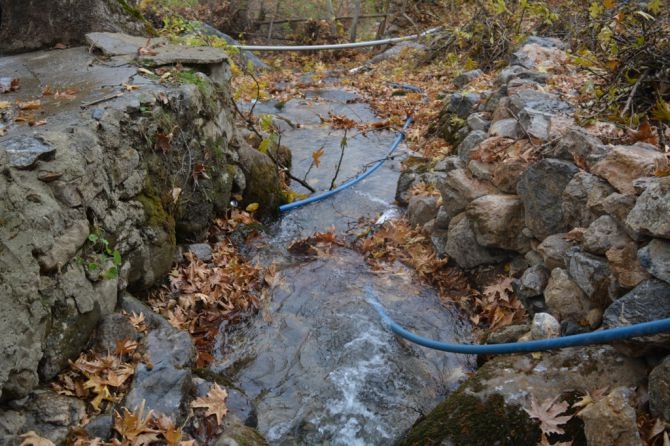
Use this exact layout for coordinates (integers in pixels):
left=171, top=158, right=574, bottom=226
left=82, top=228, right=122, bottom=280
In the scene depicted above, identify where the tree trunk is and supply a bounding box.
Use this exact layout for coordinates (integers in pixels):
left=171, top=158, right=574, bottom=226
left=349, top=0, right=361, bottom=42
left=0, top=0, right=147, bottom=54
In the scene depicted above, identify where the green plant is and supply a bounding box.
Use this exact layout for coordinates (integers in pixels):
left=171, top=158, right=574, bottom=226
left=82, top=228, right=122, bottom=280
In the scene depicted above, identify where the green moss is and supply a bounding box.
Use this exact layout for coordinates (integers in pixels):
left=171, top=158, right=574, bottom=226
left=395, top=387, right=540, bottom=446
left=116, top=0, right=158, bottom=36
left=136, top=178, right=176, bottom=246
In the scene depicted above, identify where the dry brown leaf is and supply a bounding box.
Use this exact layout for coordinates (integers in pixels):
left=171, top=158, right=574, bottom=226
left=19, top=431, right=55, bottom=446
left=191, top=383, right=228, bottom=425
left=524, top=396, right=573, bottom=436
left=17, top=99, right=41, bottom=110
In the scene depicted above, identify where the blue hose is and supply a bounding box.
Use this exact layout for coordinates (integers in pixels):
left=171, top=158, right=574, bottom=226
left=366, top=288, right=670, bottom=355
left=278, top=117, right=413, bottom=212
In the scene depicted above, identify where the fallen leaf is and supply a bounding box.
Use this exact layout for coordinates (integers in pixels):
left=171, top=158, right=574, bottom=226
left=191, top=383, right=228, bottom=425
left=524, top=396, right=573, bottom=436
left=29, top=119, right=47, bottom=127
left=311, top=146, right=325, bottom=168
left=171, top=187, right=182, bottom=204
left=17, top=99, right=41, bottom=110
left=123, top=83, right=140, bottom=91
left=0, top=100, right=11, bottom=109
left=245, top=202, right=259, bottom=213
left=19, top=431, right=55, bottom=446
left=53, top=43, right=68, bottom=49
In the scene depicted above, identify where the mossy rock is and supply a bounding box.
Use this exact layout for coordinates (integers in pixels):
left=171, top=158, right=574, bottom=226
left=395, top=386, right=540, bottom=446
left=237, top=144, right=282, bottom=220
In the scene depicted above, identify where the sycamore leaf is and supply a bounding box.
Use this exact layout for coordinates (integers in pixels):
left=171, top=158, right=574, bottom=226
left=191, top=383, right=228, bottom=425
left=19, top=431, right=55, bottom=446
left=483, top=276, right=514, bottom=301
left=128, top=312, right=148, bottom=333
left=524, top=396, right=573, bottom=436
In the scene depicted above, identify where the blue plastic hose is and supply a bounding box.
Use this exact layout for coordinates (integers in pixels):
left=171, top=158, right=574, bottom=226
left=366, top=288, right=670, bottom=355
left=278, top=117, right=413, bottom=212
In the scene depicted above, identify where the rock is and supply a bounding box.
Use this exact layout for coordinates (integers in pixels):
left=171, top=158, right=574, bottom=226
left=187, top=243, right=213, bottom=262
left=0, top=390, right=87, bottom=445
left=566, top=248, right=613, bottom=308
left=237, top=144, right=282, bottom=220
left=638, top=239, right=670, bottom=285
left=406, top=195, right=439, bottom=228
left=1, top=135, right=56, bottom=169
left=544, top=268, right=590, bottom=322
left=578, top=387, right=642, bottom=446
left=466, top=113, right=490, bottom=132
left=433, top=155, right=465, bottom=173
left=649, top=355, right=670, bottom=421
left=213, top=415, right=270, bottom=446
left=548, top=126, right=608, bottom=165
left=590, top=144, right=669, bottom=195
left=36, top=219, right=90, bottom=272
left=453, top=69, right=484, bottom=88
left=491, top=158, right=529, bottom=194
left=606, top=242, right=651, bottom=289
left=583, top=215, right=631, bottom=256
left=437, top=168, right=498, bottom=221
left=486, top=324, right=530, bottom=344
left=536, top=233, right=576, bottom=269
left=466, top=194, right=530, bottom=253
left=513, top=265, right=549, bottom=314
left=602, top=279, right=670, bottom=356
left=488, top=118, right=521, bottom=139
left=517, top=159, right=579, bottom=239
left=562, top=172, right=615, bottom=229
left=508, top=89, right=573, bottom=117
left=445, top=212, right=508, bottom=269
left=396, top=345, right=647, bottom=446
left=93, top=313, right=141, bottom=354
left=467, top=160, right=494, bottom=182
left=602, top=192, right=636, bottom=226
left=433, top=92, right=482, bottom=144
left=123, top=325, right=195, bottom=421
left=456, top=129, right=487, bottom=161
left=510, top=42, right=568, bottom=71
left=625, top=176, right=670, bottom=239
left=518, top=108, right=553, bottom=141
left=0, top=0, right=147, bottom=54
left=530, top=312, right=560, bottom=339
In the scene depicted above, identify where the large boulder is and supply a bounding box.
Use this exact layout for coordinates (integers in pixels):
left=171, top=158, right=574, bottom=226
left=0, top=0, right=148, bottom=54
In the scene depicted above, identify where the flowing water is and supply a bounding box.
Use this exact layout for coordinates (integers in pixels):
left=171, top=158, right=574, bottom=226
left=213, top=84, right=475, bottom=445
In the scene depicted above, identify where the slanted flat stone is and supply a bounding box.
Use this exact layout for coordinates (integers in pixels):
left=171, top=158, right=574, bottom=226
left=138, top=44, right=229, bottom=67
left=2, top=135, right=55, bottom=169
left=86, top=32, right=168, bottom=56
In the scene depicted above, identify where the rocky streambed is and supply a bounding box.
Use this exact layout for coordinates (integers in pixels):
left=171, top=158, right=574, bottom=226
left=0, top=30, right=669, bottom=446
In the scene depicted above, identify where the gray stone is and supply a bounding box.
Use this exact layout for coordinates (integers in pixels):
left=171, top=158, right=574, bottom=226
left=437, top=168, right=498, bottom=220
left=626, top=176, right=670, bottom=239
left=602, top=279, right=670, bottom=356
left=213, top=415, right=270, bottom=446
left=1, top=135, right=56, bottom=169
left=566, top=248, right=613, bottom=308
left=510, top=42, right=568, bottom=71
left=188, top=243, right=213, bottom=262
left=123, top=325, right=195, bottom=421
left=86, top=32, right=168, bottom=57
left=548, top=126, right=608, bottom=165
left=517, top=159, right=579, bottom=239
left=562, top=171, right=616, bottom=229
left=445, top=212, right=507, bottom=269
left=579, top=387, right=642, bottom=446
left=466, top=194, right=530, bottom=253
left=446, top=92, right=482, bottom=118
left=453, top=69, right=484, bottom=88
left=93, top=313, right=141, bottom=354
left=514, top=265, right=549, bottom=299
left=486, top=324, right=530, bottom=344
left=583, top=215, right=631, bottom=256
left=602, top=192, right=636, bottom=226
left=519, top=108, right=552, bottom=141
left=530, top=312, right=560, bottom=339
left=456, top=130, right=487, bottom=161
left=36, top=219, right=89, bottom=272
left=508, top=89, right=573, bottom=116
left=467, top=160, right=494, bottom=182
left=537, top=233, right=575, bottom=269
left=638, top=239, right=670, bottom=284
left=466, top=113, right=490, bottom=132
left=544, top=267, right=590, bottom=322
left=591, top=144, right=669, bottom=195
left=649, top=355, right=670, bottom=421
left=406, top=195, right=439, bottom=228
left=488, top=118, right=521, bottom=139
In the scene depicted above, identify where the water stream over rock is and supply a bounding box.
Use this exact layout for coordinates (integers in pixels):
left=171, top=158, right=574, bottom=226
left=214, top=86, right=475, bottom=444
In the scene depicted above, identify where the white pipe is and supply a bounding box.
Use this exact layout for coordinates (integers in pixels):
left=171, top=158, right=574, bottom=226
left=232, top=27, right=442, bottom=52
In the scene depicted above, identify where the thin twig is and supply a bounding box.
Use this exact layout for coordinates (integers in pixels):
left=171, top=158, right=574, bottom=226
left=80, top=92, right=123, bottom=109
left=620, top=69, right=648, bottom=119
left=330, top=129, right=347, bottom=190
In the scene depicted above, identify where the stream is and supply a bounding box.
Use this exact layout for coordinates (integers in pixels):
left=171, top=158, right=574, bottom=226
left=213, top=83, right=475, bottom=445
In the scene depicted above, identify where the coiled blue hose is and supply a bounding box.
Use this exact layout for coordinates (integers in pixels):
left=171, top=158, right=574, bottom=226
left=366, top=288, right=670, bottom=354
left=278, top=117, right=413, bottom=212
